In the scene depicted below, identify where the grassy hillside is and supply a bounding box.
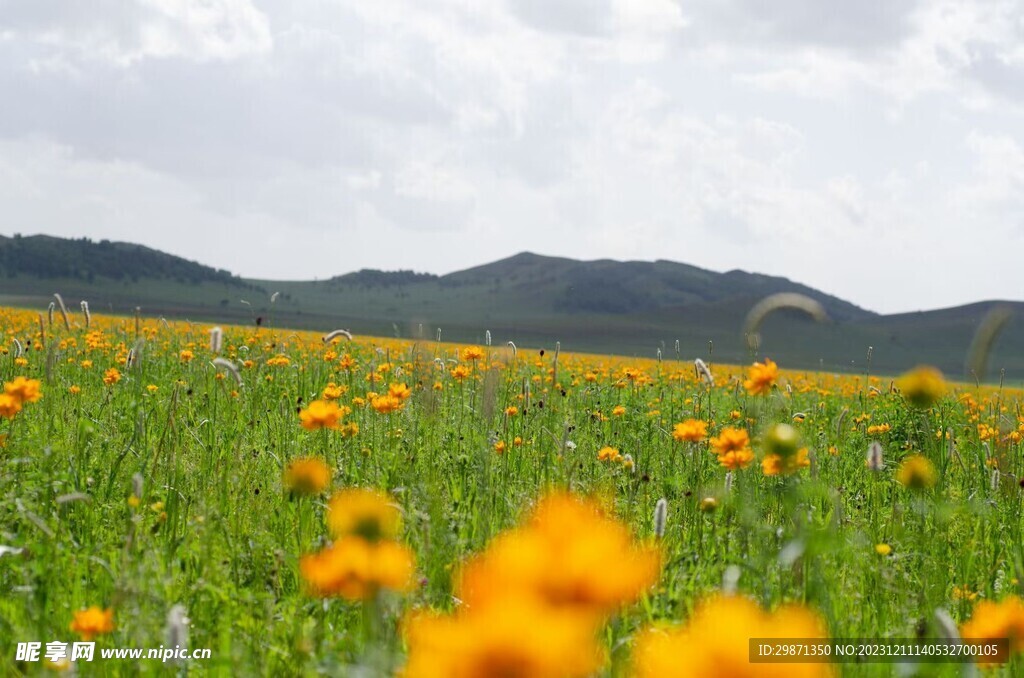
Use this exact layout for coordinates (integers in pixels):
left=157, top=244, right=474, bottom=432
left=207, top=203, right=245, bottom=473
left=0, top=235, right=1020, bottom=380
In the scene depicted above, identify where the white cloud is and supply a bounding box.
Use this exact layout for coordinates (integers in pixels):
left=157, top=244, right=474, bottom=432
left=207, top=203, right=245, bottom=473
left=0, top=0, right=1021, bottom=313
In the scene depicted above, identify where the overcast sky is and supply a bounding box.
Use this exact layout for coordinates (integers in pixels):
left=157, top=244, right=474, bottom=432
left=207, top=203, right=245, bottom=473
left=1, top=0, right=1022, bottom=314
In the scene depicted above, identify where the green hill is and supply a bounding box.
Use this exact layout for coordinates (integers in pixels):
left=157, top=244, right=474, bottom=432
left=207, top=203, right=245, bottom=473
left=0, top=234, right=1020, bottom=380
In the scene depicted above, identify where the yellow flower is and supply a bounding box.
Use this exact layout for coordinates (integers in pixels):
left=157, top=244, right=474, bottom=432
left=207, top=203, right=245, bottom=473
left=711, top=427, right=749, bottom=454
left=68, top=385, right=81, bottom=395
left=102, top=368, right=121, bottom=386
left=146, top=384, right=158, bottom=393
left=327, top=488, right=401, bottom=542
left=672, top=419, right=708, bottom=443
left=897, top=365, right=946, bottom=408
left=952, top=584, right=978, bottom=602
left=284, top=457, right=332, bottom=495
left=402, top=595, right=603, bottom=678
left=494, top=440, right=507, bottom=454
left=388, top=382, right=412, bottom=401
left=322, top=382, right=346, bottom=400
left=961, top=596, right=1024, bottom=665
left=69, top=607, right=115, bottom=641
left=504, top=406, right=519, bottom=417
left=762, top=448, right=810, bottom=476
left=597, top=446, right=622, bottom=463
left=300, top=538, right=414, bottom=600
left=299, top=400, right=343, bottom=430
left=631, top=595, right=832, bottom=678
left=743, top=358, right=779, bottom=395
left=0, top=394, right=22, bottom=419
left=450, top=365, right=471, bottom=382
left=4, top=376, right=42, bottom=404
left=875, top=543, right=892, bottom=556
left=718, top=448, right=755, bottom=470
left=457, top=493, right=660, bottom=616
left=461, top=346, right=485, bottom=361
left=370, top=393, right=404, bottom=414
left=895, top=454, right=938, bottom=490
left=763, top=423, right=800, bottom=458
left=612, top=405, right=626, bottom=417
left=179, top=349, right=194, bottom=363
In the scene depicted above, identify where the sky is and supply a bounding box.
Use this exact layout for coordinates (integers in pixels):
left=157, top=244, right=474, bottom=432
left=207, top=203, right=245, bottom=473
left=1, top=0, right=1022, bottom=314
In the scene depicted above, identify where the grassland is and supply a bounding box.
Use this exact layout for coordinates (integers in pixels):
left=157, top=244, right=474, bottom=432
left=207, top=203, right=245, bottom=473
left=1, top=303, right=1023, bottom=676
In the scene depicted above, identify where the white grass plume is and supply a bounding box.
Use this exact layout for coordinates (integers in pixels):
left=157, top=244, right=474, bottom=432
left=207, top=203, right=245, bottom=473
left=209, top=326, right=223, bottom=354
left=213, top=357, right=243, bottom=386
left=323, top=329, right=353, bottom=343
left=694, top=358, right=714, bottom=386
left=866, top=441, right=884, bottom=471
left=653, top=498, right=667, bottom=538
left=53, top=293, right=71, bottom=331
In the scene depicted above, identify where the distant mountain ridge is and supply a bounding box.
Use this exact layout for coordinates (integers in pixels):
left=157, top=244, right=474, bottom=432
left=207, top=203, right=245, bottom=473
left=0, top=234, right=244, bottom=286
left=0, top=233, right=1021, bottom=379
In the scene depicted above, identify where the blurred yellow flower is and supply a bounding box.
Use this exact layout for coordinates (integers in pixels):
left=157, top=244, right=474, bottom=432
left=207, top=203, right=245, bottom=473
left=402, top=595, right=603, bottom=678
left=327, top=488, right=401, bottom=542
left=284, top=457, right=331, bottom=495
left=300, top=538, right=414, bottom=600
left=299, top=400, right=343, bottom=430
left=4, top=376, right=42, bottom=404
left=743, top=358, right=779, bottom=395
left=631, top=595, right=831, bottom=678
left=896, top=454, right=938, bottom=490
left=897, top=365, right=946, bottom=408
left=672, top=419, right=707, bottom=443
left=69, top=607, right=114, bottom=641
left=961, top=596, right=1024, bottom=665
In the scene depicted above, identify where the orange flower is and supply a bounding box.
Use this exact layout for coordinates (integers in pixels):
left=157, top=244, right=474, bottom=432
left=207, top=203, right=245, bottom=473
left=457, top=493, right=660, bottom=615
left=402, top=595, right=603, bottom=678
left=632, top=595, right=831, bottom=678
left=718, top=448, right=755, bottom=470
left=284, top=457, right=331, bottom=495
left=102, top=368, right=121, bottom=386
left=711, top=427, right=754, bottom=470
left=322, top=382, right=346, bottom=400
left=0, top=394, right=23, bottom=419
left=300, top=538, right=414, bottom=600
left=69, top=607, right=115, bottom=641
left=388, top=382, right=412, bottom=401
left=327, top=488, right=401, bottom=542
left=743, top=358, right=779, bottom=395
left=461, top=346, right=485, bottom=361
left=371, top=393, right=404, bottom=414
left=896, top=454, right=938, bottom=490
left=961, top=596, right=1024, bottom=665
left=897, top=365, right=946, bottom=408
left=597, top=446, right=622, bottom=463
left=4, top=376, right=42, bottom=404
left=179, top=349, right=194, bottom=363
left=450, top=365, right=471, bottom=381
left=710, top=427, right=750, bottom=455
left=299, top=400, right=343, bottom=430
left=762, top=448, right=810, bottom=476
left=672, top=419, right=707, bottom=443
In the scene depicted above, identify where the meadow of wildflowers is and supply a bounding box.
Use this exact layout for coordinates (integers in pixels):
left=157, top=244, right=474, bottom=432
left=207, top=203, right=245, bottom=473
left=1, top=302, right=1023, bottom=676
